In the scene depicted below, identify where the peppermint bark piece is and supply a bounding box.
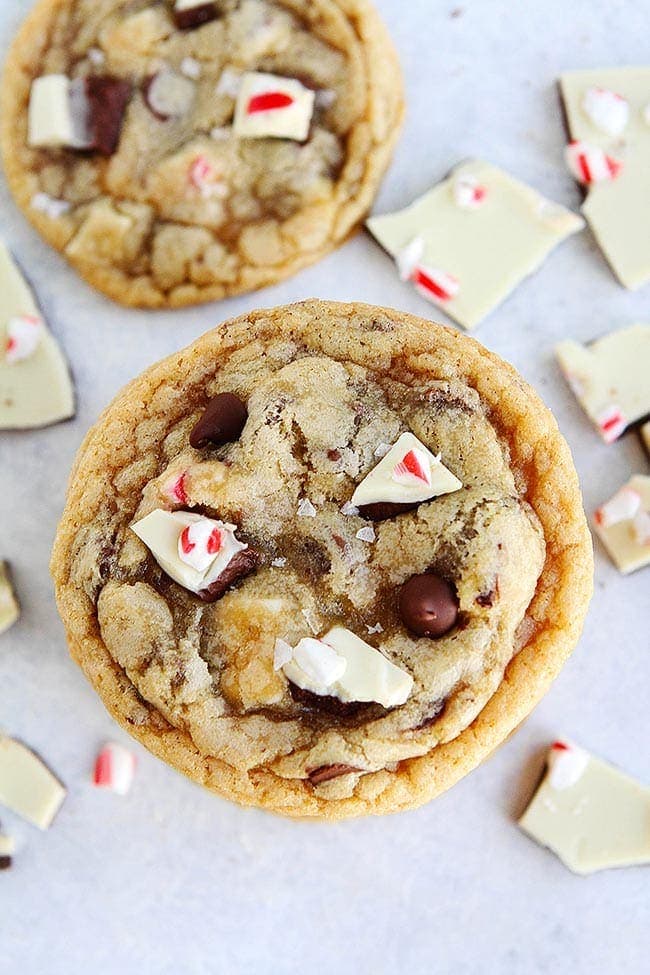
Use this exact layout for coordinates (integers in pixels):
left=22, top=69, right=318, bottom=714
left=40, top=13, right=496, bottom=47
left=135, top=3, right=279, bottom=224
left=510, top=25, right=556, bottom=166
left=593, top=475, right=650, bottom=574
left=0, top=736, right=66, bottom=829
left=555, top=323, right=650, bottom=443
left=519, top=740, right=650, bottom=874
left=560, top=67, right=650, bottom=289
left=0, top=240, right=74, bottom=430
left=366, top=159, right=583, bottom=329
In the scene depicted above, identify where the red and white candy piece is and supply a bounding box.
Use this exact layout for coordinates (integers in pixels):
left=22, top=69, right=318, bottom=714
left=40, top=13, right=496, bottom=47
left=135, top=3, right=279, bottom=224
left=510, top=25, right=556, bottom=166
left=188, top=156, right=228, bottom=198
left=178, top=519, right=223, bottom=572
left=351, top=432, right=462, bottom=508
left=595, top=404, right=627, bottom=443
left=582, top=87, right=629, bottom=137
left=594, top=485, right=641, bottom=527
left=93, top=742, right=136, bottom=796
left=397, top=238, right=459, bottom=304
left=5, top=315, right=44, bottom=364
left=547, top=740, right=589, bottom=790
left=453, top=172, right=487, bottom=209
left=565, top=140, right=622, bottom=185
left=233, top=72, right=314, bottom=141
left=164, top=471, right=189, bottom=505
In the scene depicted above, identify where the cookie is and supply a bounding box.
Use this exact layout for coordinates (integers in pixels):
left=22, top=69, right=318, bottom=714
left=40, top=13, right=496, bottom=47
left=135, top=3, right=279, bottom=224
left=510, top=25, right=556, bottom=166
left=1, top=1, right=403, bottom=308
left=51, top=300, right=593, bottom=819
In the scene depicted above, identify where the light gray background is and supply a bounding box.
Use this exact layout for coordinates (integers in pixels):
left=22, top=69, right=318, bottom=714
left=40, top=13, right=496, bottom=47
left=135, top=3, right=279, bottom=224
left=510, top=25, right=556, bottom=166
left=1, top=1, right=648, bottom=972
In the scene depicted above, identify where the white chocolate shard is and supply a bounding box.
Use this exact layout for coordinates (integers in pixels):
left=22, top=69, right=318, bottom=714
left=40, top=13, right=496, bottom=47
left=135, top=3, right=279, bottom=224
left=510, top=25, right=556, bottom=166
left=593, top=475, right=650, bottom=574
left=131, top=509, right=247, bottom=593
left=351, top=432, right=461, bottom=507
left=28, top=75, right=91, bottom=149
left=281, top=626, right=413, bottom=708
left=556, top=323, right=650, bottom=443
left=0, top=240, right=75, bottom=430
left=0, top=562, right=19, bottom=635
left=233, top=72, right=314, bottom=141
left=519, top=740, right=650, bottom=875
left=367, top=159, right=583, bottom=330
left=0, top=736, right=66, bottom=829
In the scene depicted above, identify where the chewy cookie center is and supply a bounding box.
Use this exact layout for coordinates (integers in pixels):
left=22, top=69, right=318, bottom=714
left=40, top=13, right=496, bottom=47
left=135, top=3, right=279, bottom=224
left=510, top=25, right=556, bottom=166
left=93, top=349, right=545, bottom=792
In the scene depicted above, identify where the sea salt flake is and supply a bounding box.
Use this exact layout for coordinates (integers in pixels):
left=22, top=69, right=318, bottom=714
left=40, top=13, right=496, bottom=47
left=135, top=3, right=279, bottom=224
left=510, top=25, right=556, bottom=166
left=340, top=501, right=359, bottom=516
left=297, top=498, right=316, bottom=517
left=356, top=525, right=376, bottom=543
left=271, top=557, right=287, bottom=568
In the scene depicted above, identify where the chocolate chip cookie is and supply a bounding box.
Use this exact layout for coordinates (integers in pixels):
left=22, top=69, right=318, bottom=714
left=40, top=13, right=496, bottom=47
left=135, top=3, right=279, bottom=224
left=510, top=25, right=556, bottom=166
left=1, top=1, right=403, bottom=308
left=51, top=300, right=593, bottom=818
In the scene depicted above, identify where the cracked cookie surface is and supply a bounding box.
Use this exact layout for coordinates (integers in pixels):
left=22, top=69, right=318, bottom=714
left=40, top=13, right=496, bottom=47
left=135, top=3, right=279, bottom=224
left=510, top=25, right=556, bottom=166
left=1, top=0, right=403, bottom=308
left=51, top=300, right=593, bottom=818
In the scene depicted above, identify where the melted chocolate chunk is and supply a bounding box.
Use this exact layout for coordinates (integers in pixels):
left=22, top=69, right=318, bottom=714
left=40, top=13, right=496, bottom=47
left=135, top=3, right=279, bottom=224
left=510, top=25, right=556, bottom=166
left=358, top=500, right=420, bottom=521
left=412, top=698, right=447, bottom=730
left=85, top=76, right=132, bottom=156
left=308, top=764, right=360, bottom=785
left=197, top=548, right=260, bottom=602
left=0, top=855, right=12, bottom=871
left=173, top=2, right=219, bottom=30
left=475, top=591, right=495, bottom=607
left=289, top=683, right=378, bottom=721
left=398, top=573, right=459, bottom=638
left=190, top=392, right=248, bottom=448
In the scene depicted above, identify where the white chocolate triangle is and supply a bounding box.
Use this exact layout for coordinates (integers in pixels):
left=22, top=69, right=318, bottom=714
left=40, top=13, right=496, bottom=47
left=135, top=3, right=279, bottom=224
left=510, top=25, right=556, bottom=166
left=351, top=432, right=462, bottom=507
left=0, top=240, right=75, bottom=430
left=519, top=741, right=650, bottom=875
left=0, top=735, right=66, bottom=830
left=131, top=509, right=247, bottom=594
left=282, top=626, right=413, bottom=708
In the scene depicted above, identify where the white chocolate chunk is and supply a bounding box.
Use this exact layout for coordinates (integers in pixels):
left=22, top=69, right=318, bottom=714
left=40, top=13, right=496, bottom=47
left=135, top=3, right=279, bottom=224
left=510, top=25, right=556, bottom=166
left=582, top=87, right=629, bottom=137
left=0, top=240, right=75, bottom=430
left=0, top=832, right=15, bottom=858
left=351, top=432, right=461, bottom=507
left=281, top=626, right=413, bottom=708
left=0, top=736, right=66, bottom=829
left=519, top=740, right=650, bottom=875
left=233, top=72, right=314, bottom=141
left=131, top=509, right=247, bottom=594
left=593, top=475, right=650, bottom=574
left=175, top=0, right=212, bottom=9
left=28, top=75, right=91, bottom=149
left=560, top=67, right=650, bottom=290
left=0, top=561, right=19, bottom=635
left=556, top=323, right=650, bottom=442
left=367, top=159, right=583, bottom=330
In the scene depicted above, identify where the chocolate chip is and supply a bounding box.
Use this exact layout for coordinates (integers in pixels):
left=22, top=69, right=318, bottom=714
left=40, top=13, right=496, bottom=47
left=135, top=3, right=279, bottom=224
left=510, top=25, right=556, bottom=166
left=327, top=448, right=341, bottom=461
left=197, top=548, right=260, bottom=602
left=0, top=855, right=12, bottom=871
left=173, top=2, right=219, bottom=30
left=475, top=591, right=495, bottom=607
left=398, top=572, right=459, bottom=638
left=189, top=393, right=248, bottom=449
left=358, top=500, right=420, bottom=521
left=308, top=764, right=360, bottom=785
left=85, top=76, right=131, bottom=156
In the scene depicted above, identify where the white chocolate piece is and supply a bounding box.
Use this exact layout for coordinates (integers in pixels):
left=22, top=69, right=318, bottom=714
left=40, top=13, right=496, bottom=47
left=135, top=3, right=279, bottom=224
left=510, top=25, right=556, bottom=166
left=131, top=509, right=247, bottom=594
left=281, top=626, right=413, bottom=708
left=556, top=323, right=650, bottom=443
left=593, top=475, right=650, bottom=574
left=28, top=75, right=91, bottom=149
left=175, top=0, right=212, bottom=9
left=0, top=240, right=75, bottom=430
left=351, top=432, right=461, bottom=507
left=519, top=741, right=650, bottom=875
left=0, top=562, right=19, bottom=635
left=560, top=67, right=650, bottom=290
left=0, top=832, right=15, bottom=858
left=233, top=72, right=314, bottom=141
left=0, top=736, right=66, bottom=829
left=367, top=159, right=583, bottom=330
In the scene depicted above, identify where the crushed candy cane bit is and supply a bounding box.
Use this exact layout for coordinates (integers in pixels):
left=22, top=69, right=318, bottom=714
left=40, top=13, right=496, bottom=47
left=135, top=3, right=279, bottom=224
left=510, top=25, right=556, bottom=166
left=288, top=636, right=346, bottom=687
left=596, top=405, right=627, bottom=444
left=297, top=498, right=317, bottom=517
left=180, top=56, right=202, bottom=80
left=356, top=525, right=376, bottom=543
left=216, top=68, right=242, bottom=98
left=412, top=266, right=460, bottom=304
left=93, top=742, right=136, bottom=796
left=271, top=557, right=287, bottom=568
left=31, top=192, right=71, bottom=219
left=178, top=520, right=223, bottom=572
left=5, top=315, right=44, bottom=364
left=340, top=501, right=359, bottom=516
left=547, top=740, right=589, bottom=790
left=594, top=486, right=641, bottom=527
left=189, top=156, right=228, bottom=198
left=247, top=91, right=294, bottom=114
left=392, top=448, right=432, bottom=487
left=164, top=471, right=189, bottom=505
left=565, top=141, right=622, bottom=185
left=453, top=173, right=487, bottom=209
left=582, top=87, right=628, bottom=137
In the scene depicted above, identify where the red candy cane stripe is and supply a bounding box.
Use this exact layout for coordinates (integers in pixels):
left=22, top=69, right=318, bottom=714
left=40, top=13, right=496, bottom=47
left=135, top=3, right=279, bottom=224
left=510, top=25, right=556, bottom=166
left=393, top=449, right=431, bottom=485
left=93, top=743, right=136, bottom=795
left=247, top=91, right=294, bottom=114
left=565, top=141, right=622, bottom=185
left=412, top=267, right=460, bottom=303
left=596, top=405, right=627, bottom=444
left=166, top=472, right=188, bottom=505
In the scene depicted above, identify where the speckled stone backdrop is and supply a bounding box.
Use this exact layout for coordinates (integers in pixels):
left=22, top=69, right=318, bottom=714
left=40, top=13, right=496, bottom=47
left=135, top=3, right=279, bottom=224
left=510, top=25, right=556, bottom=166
left=1, top=2, right=648, bottom=973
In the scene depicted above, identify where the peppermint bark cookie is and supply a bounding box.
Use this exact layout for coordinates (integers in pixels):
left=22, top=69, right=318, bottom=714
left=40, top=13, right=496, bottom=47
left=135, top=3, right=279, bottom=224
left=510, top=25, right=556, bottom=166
left=1, top=1, right=403, bottom=308
left=51, top=300, right=593, bottom=819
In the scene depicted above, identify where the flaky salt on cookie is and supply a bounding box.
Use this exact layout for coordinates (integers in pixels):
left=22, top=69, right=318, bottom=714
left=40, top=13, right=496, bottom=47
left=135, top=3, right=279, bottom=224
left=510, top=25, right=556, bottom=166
left=51, top=300, right=592, bottom=819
